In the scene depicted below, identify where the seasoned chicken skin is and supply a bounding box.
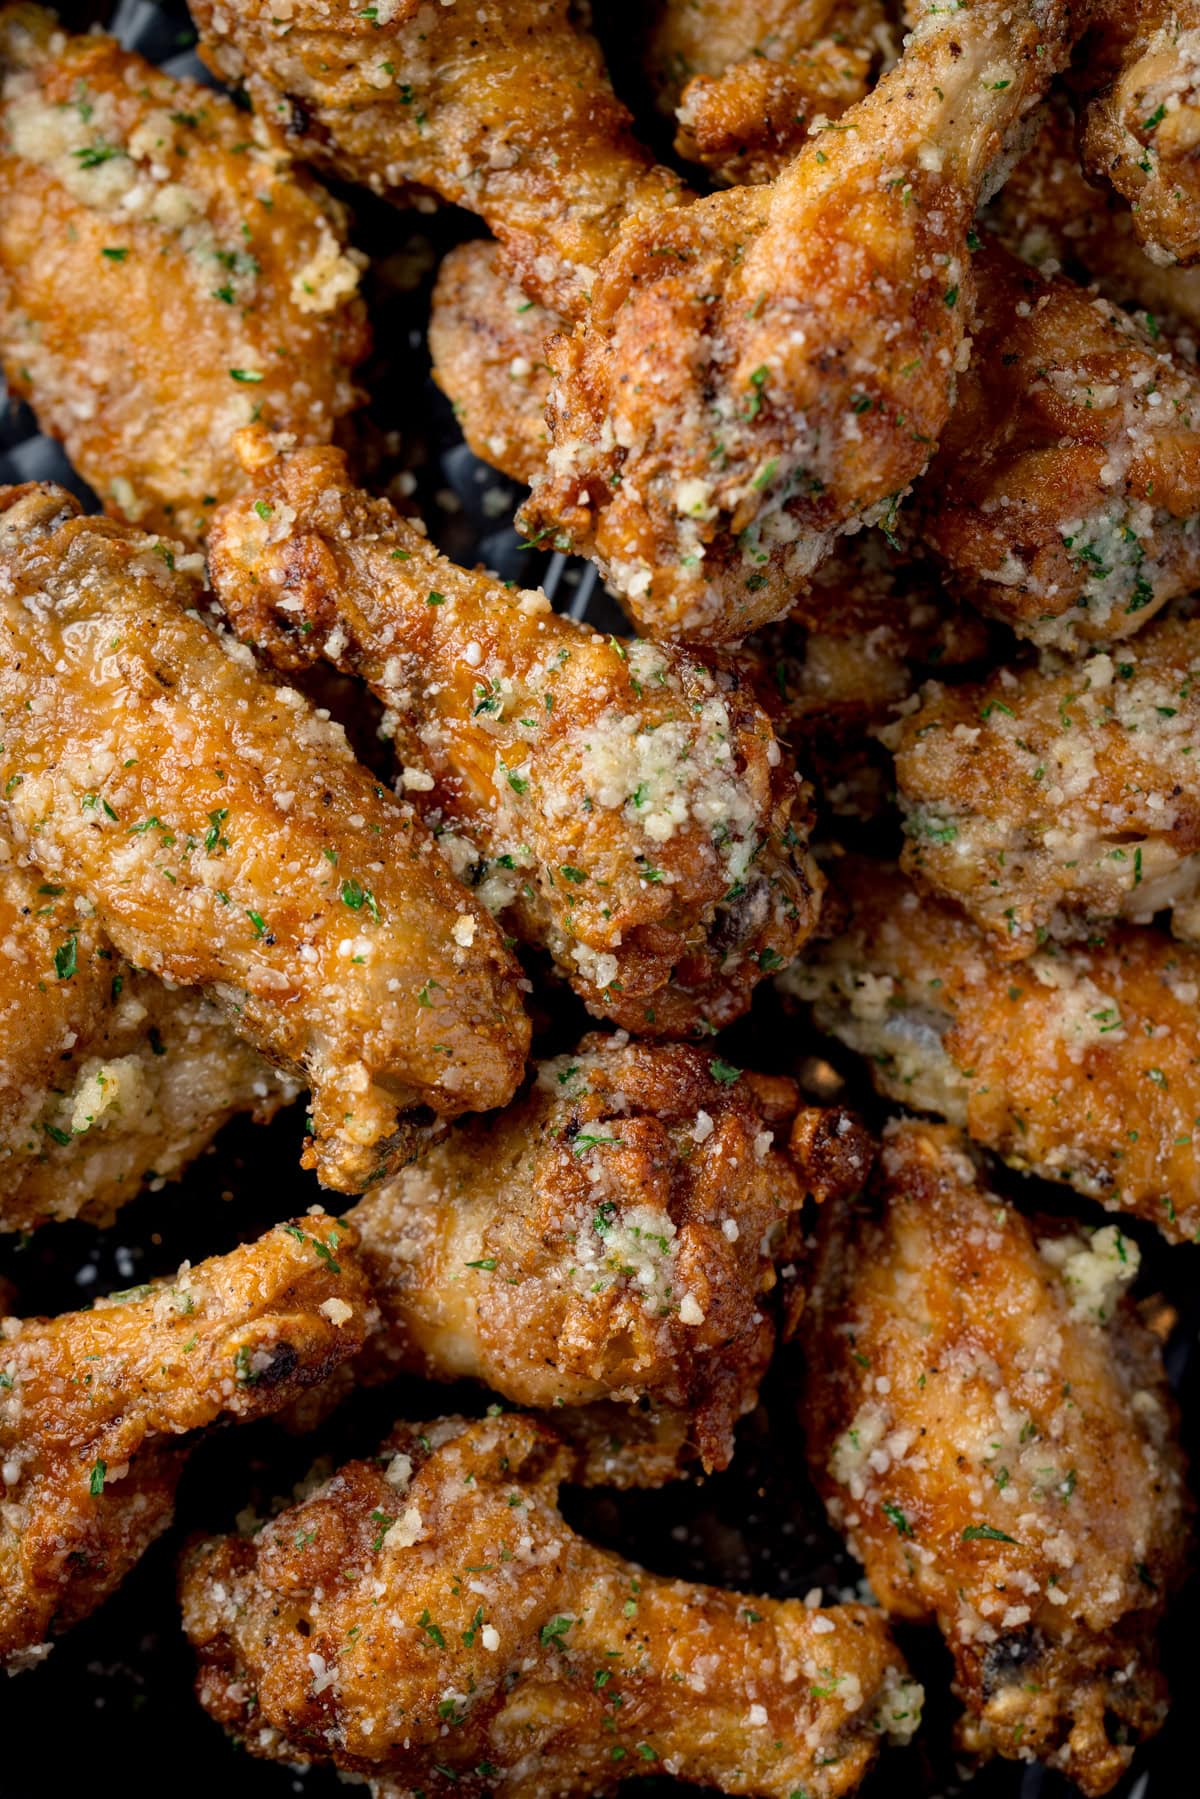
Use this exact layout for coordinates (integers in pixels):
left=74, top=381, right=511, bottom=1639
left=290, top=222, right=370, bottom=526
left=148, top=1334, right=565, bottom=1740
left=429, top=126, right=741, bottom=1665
left=349, top=1037, right=871, bottom=1472
left=210, top=434, right=822, bottom=1037
left=181, top=1411, right=923, bottom=1797
left=520, top=0, right=1084, bottom=642
left=0, top=4, right=367, bottom=544
left=0, top=485, right=529, bottom=1192
left=0, top=851, right=298, bottom=1232
left=804, top=1120, right=1188, bottom=1796
left=189, top=0, right=684, bottom=319
left=785, top=858, right=1200, bottom=1242
left=0, top=1212, right=371, bottom=1670
left=889, top=613, right=1200, bottom=954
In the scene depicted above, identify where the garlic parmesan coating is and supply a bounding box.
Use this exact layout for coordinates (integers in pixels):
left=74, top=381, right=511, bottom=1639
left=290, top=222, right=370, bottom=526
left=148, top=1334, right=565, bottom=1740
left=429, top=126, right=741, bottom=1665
left=349, top=1037, right=870, bottom=1473
left=803, top=1120, right=1188, bottom=1796
left=0, top=3, right=367, bottom=545
left=209, top=435, right=822, bottom=1038
left=519, top=0, right=1083, bottom=644
left=0, top=1212, right=372, bottom=1671
left=188, top=0, right=684, bottom=320
left=0, top=851, right=299, bottom=1233
left=181, top=1410, right=922, bottom=1798
left=914, top=238, right=1200, bottom=648
left=889, top=612, right=1200, bottom=955
left=785, top=858, right=1200, bottom=1242
left=0, top=484, right=529, bottom=1193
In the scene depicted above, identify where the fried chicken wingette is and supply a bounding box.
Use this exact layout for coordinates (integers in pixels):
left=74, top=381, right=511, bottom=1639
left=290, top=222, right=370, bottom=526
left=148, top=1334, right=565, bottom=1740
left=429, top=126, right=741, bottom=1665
left=209, top=433, right=822, bottom=1037
left=0, top=3, right=367, bottom=544
left=349, top=1037, right=871, bottom=1472
left=0, top=1212, right=371, bottom=1670
left=0, top=484, right=529, bottom=1192
left=888, top=613, right=1200, bottom=953
left=519, top=0, right=1084, bottom=643
left=188, top=0, right=684, bottom=320
left=785, top=858, right=1200, bottom=1241
left=803, top=1120, right=1188, bottom=1795
left=181, top=1410, right=923, bottom=1797
left=0, top=850, right=299, bottom=1233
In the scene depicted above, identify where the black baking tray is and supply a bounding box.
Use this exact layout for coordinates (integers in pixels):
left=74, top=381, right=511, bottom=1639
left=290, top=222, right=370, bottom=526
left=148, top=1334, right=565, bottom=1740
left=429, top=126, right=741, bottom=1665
left=0, top=4, right=1195, bottom=1795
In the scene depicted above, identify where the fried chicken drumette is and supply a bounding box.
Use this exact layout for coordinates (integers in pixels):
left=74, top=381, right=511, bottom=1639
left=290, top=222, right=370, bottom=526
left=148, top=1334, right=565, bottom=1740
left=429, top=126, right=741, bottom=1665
left=0, top=850, right=299, bottom=1232
left=804, top=1120, right=1188, bottom=1796
left=0, top=1212, right=371, bottom=1670
left=188, top=0, right=683, bottom=320
left=209, top=433, right=822, bottom=1037
left=182, top=1410, right=923, bottom=1797
left=0, top=3, right=367, bottom=544
left=518, top=0, right=1084, bottom=643
left=349, top=1037, right=871, bottom=1472
left=0, top=484, right=529, bottom=1192
left=888, top=613, right=1200, bottom=954
left=785, top=858, right=1200, bottom=1242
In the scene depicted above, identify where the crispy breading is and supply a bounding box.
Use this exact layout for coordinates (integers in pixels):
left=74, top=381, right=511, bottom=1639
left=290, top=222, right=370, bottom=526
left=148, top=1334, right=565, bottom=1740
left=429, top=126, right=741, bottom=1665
left=188, top=0, right=684, bottom=319
left=0, top=1212, right=371, bottom=1670
left=0, top=851, right=298, bottom=1232
left=518, top=0, right=1083, bottom=643
left=0, top=484, right=529, bottom=1192
left=209, top=433, right=822, bottom=1037
left=0, top=4, right=367, bottom=544
left=785, top=857, right=1200, bottom=1242
left=803, top=1120, right=1188, bottom=1795
left=888, top=612, right=1200, bottom=953
left=181, top=1410, right=922, bottom=1797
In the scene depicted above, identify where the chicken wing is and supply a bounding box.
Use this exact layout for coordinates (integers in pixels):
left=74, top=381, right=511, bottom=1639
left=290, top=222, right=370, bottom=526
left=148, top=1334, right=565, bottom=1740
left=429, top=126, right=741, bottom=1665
left=785, top=857, right=1200, bottom=1242
left=208, top=433, right=822, bottom=1037
left=887, top=612, right=1200, bottom=954
left=0, top=484, right=529, bottom=1192
left=0, top=3, right=367, bottom=544
left=348, top=1036, right=871, bottom=1472
left=0, top=1211, right=371, bottom=1670
left=518, top=0, right=1084, bottom=643
left=181, top=1409, right=922, bottom=1797
left=188, top=0, right=684, bottom=320
left=0, top=849, right=298, bottom=1233
left=803, top=1119, right=1188, bottom=1795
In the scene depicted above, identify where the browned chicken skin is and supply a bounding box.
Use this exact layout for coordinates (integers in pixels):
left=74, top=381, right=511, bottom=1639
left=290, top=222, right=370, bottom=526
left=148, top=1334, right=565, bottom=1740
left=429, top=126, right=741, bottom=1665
left=786, top=857, right=1200, bottom=1242
left=0, top=3, right=368, bottom=544
left=0, top=1212, right=371, bottom=1669
left=209, top=433, right=822, bottom=1038
left=804, top=1120, right=1189, bottom=1796
left=0, top=484, right=529, bottom=1192
left=181, top=1410, right=923, bottom=1797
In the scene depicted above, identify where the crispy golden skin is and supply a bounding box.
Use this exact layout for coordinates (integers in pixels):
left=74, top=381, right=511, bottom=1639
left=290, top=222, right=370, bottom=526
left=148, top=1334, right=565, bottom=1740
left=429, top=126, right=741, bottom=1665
left=181, top=1410, right=922, bottom=1797
left=0, top=1212, right=371, bottom=1670
left=0, top=484, right=529, bottom=1192
left=189, top=0, right=684, bottom=319
left=209, top=434, right=822, bottom=1037
left=914, top=238, right=1200, bottom=647
left=889, top=612, right=1200, bottom=953
left=803, top=1120, right=1188, bottom=1795
left=0, top=851, right=298, bottom=1232
left=786, top=858, right=1200, bottom=1241
left=349, top=1038, right=871, bottom=1473
left=0, top=4, right=367, bottom=545
left=1076, top=0, right=1200, bottom=267
left=519, top=0, right=1082, bottom=643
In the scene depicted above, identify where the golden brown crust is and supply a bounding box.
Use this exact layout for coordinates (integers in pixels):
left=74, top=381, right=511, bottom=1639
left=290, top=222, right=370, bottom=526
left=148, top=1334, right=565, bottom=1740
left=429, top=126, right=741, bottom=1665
left=0, top=483, right=529, bottom=1192
left=181, top=1411, right=922, bottom=1796
left=0, top=1212, right=372, bottom=1668
left=803, top=1120, right=1189, bottom=1795
left=209, top=434, right=823, bottom=1037
left=0, top=4, right=368, bottom=544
